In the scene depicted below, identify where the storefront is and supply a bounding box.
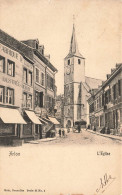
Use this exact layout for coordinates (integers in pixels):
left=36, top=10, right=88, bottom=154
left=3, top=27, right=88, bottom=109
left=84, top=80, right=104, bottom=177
left=0, top=107, right=26, bottom=145
left=22, top=110, right=42, bottom=140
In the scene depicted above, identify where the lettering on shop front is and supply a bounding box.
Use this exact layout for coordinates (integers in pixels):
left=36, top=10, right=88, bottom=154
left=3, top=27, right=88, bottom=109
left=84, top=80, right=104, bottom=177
left=0, top=43, right=23, bottom=62
left=23, top=84, right=30, bottom=92
left=2, top=76, right=22, bottom=87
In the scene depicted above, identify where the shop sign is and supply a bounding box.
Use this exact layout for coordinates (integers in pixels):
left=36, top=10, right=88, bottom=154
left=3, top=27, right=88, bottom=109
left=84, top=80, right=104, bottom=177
left=0, top=43, right=23, bottom=62
left=35, top=107, right=47, bottom=117
left=2, top=76, right=22, bottom=87
left=23, top=84, right=30, bottom=92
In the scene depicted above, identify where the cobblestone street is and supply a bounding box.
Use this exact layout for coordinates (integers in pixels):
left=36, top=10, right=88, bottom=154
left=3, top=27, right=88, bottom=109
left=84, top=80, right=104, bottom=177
left=35, top=129, right=121, bottom=146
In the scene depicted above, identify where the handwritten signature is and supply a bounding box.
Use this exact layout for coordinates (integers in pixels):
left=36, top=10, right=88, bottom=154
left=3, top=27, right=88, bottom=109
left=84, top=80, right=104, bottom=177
left=96, top=173, right=116, bottom=194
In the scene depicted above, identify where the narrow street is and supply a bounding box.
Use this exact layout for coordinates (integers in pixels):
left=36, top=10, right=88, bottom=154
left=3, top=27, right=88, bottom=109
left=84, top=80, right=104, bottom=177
left=33, top=129, right=121, bottom=146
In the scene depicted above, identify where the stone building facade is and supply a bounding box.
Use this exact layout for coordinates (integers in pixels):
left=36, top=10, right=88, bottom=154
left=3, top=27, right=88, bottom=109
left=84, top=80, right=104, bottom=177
left=88, top=63, right=122, bottom=135
left=64, top=25, right=103, bottom=128
left=0, top=29, right=58, bottom=145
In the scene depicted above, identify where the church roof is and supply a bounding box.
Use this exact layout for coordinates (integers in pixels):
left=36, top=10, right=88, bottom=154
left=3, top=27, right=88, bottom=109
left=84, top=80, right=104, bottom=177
left=65, top=24, right=84, bottom=59
left=85, top=76, right=103, bottom=90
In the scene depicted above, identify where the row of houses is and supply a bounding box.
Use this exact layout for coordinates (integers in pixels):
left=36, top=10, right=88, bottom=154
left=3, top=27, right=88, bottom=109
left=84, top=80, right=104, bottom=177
left=0, top=29, right=59, bottom=145
left=88, top=63, right=122, bottom=136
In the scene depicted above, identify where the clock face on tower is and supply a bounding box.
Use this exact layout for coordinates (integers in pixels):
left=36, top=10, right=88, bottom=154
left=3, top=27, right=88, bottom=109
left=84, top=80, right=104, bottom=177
left=66, top=65, right=71, bottom=75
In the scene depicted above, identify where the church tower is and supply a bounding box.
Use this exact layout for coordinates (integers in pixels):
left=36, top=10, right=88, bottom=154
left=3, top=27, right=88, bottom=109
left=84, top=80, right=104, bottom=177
left=64, top=24, right=85, bottom=128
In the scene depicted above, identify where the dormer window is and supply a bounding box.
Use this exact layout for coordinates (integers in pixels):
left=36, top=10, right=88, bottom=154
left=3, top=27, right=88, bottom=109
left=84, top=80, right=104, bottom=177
left=68, top=59, right=70, bottom=65
left=36, top=42, right=38, bottom=50
left=78, top=59, right=81, bottom=64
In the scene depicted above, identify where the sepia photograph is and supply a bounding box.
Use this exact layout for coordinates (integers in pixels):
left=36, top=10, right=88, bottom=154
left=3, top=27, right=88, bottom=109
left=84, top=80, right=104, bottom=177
left=0, top=0, right=121, bottom=195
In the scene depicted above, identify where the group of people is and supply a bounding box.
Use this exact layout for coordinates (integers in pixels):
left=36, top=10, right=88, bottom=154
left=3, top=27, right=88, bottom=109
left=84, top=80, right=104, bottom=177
left=59, top=128, right=66, bottom=137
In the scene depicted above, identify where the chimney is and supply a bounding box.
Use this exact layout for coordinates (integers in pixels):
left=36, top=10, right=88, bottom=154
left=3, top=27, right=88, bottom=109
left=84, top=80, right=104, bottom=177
left=111, top=68, right=115, bottom=74
left=45, top=54, right=50, bottom=61
left=107, top=74, right=111, bottom=79
left=38, top=45, right=44, bottom=55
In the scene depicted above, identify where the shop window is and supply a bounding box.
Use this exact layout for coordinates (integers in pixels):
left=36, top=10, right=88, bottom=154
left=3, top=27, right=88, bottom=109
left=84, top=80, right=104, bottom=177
left=6, top=88, right=14, bottom=105
left=28, top=71, right=32, bottom=86
left=23, top=93, right=27, bottom=107
left=36, top=68, right=39, bottom=83
left=7, top=60, right=15, bottom=77
left=23, top=68, right=27, bottom=84
left=0, top=86, right=4, bottom=103
left=78, top=59, right=81, bottom=64
left=0, top=56, right=5, bottom=73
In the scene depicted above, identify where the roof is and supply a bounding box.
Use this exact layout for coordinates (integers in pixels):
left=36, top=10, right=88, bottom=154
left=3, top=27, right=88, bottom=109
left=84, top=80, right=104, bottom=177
left=0, top=29, right=34, bottom=62
left=87, top=63, right=122, bottom=101
left=33, top=49, right=58, bottom=72
left=65, top=24, right=84, bottom=59
left=85, top=76, right=103, bottom=90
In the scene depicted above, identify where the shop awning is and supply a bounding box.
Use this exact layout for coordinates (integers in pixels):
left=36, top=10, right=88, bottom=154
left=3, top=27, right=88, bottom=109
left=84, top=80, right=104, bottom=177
left=0, top=107, right=26, bottom=124
left=25, top=110, right=42, bottom=124
left=39, top=117, right=48, bottom=124
left=48, top=117, right=60, bottom=125
left=42, top=117, right=52, bottom=123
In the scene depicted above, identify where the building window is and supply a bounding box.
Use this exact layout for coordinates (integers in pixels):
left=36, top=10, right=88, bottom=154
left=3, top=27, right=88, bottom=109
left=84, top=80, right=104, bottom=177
left=89, top=103, right=94, bottom=113
left=0, top=56, right=5, bottom=73
left=36, top=42, right=38, bottom=50
left=35, top=91, right=43, bottom=107
left=41, top=72, right=44, bottom=86
left=28, top=71, right=32, bottom=86
left=7, top=60, right=15, bottom=77
left=23, top=68, right=27, bottom=84
left=6, top=88, right=14, bottom=105
left=36, top=68, right=39, bottom=83
left=0, top=86, right=4, bottom=103
left=78, top=59, right=81, bottom=64
left=94, top=101, right=96, bottom=111
left=97, top=98, right=99, bottom=109
left=40, top=92, right=43, bottom=107
left=35, top=91, right=40, bottom=107
left=23, top=93, right=27, bottom=107
left=27, top=94, right=32, bottom=109
left=99, top=96, right=102, bottom=108
left=118, top=80, right=121, bottom=96
left=113, top=84, right=116, bottom=100
left=47, top=74, right=54, bottom=90
left=68, top=59, right=70, bottom=65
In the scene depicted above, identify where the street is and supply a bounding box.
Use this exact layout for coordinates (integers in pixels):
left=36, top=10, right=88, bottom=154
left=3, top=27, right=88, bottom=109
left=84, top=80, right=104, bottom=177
left=32, top=129, right=121, bottom=146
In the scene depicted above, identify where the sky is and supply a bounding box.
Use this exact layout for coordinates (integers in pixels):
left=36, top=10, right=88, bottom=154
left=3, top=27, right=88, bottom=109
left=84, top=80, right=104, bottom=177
left=0, top=0, right=121, bottom=94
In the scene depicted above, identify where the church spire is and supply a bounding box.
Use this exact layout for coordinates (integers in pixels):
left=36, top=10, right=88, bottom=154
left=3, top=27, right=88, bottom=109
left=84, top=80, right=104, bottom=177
left=65, top=23, right=84, bottom=59
left=69, top=24, right=79, bottom=54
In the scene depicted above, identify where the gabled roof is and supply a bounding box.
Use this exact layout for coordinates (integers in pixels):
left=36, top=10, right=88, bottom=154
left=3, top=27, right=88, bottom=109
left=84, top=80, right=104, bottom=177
left=0, top=29, right=34, bottom=62
left=65, top=25, right=84, bottom=59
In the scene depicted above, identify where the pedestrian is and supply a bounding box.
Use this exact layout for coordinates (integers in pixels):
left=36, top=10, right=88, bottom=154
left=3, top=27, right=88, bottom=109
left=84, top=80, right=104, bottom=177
left=59, top=129, right=61, bottom=137
left=62, top=128, right=65, bottom=137
left=78, top=124, right=81, bottom=133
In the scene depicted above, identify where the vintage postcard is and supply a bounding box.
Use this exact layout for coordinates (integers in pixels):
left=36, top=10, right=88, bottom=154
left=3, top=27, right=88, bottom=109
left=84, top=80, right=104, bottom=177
left=0, top=0, right=121, bottom=195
